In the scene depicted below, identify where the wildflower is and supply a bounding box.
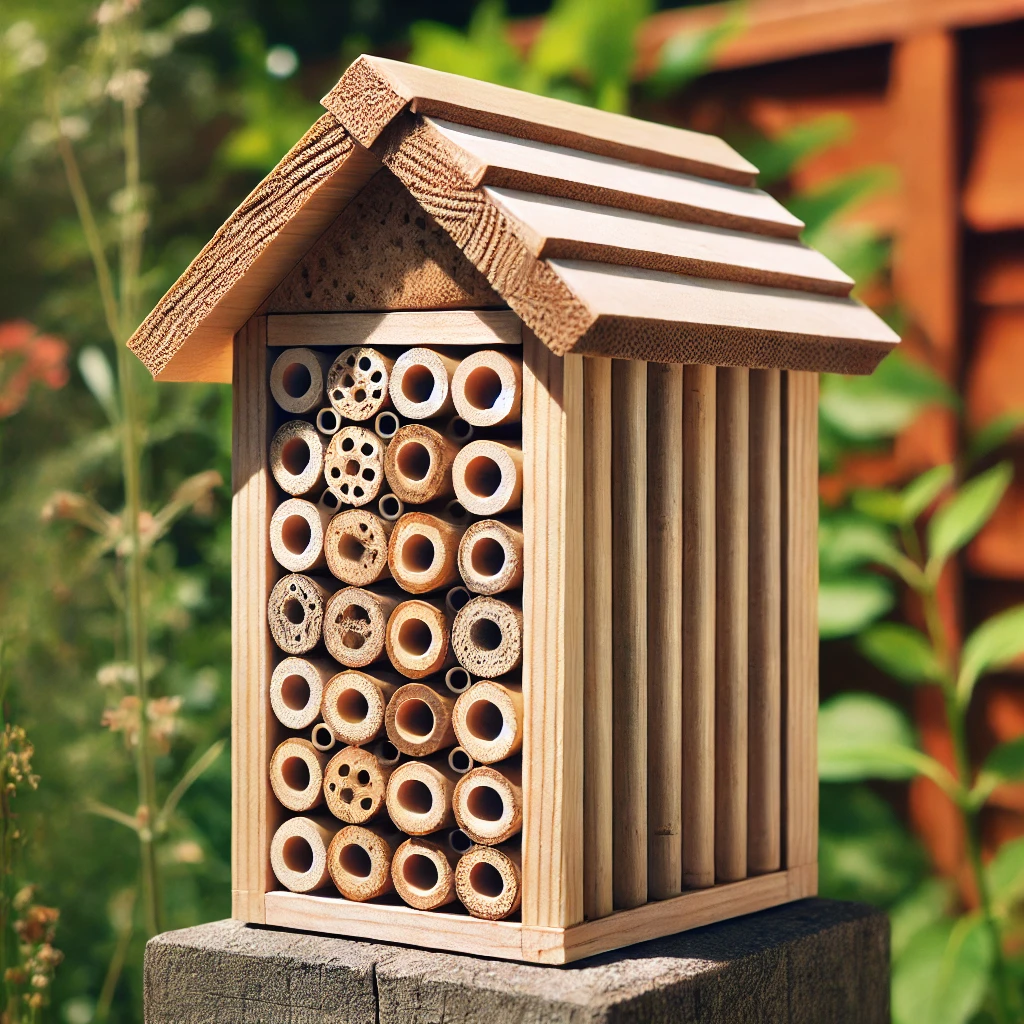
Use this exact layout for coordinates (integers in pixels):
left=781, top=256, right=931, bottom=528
left=0, top=321, right=68, bottom=418
left=102, top=694, right=181, bottom=753
left=105, top=68, right=149, bottom=108
left=2, top=724, right=40, bottom=795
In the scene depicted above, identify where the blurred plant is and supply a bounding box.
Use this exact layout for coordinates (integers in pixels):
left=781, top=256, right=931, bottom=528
left=0, top=322, right=68, bottom=420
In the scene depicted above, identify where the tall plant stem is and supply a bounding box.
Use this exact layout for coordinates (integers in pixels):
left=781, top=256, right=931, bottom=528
left=921, top=582, right=1013, bottom=1024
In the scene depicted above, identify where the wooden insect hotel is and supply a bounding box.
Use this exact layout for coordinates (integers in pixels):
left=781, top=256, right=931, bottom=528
left=128, top=56, right=899, bottom=963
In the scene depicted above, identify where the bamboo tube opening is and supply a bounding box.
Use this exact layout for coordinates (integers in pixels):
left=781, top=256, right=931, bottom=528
left=388, top=513, right=463, bottom=595
left=327, top=347, right=392, bottom=422
left=327, top=824, right=397, bottom=900
left=270, top=817, right=335, bottom=893
left=318, top=489, right=341, bottom=515
left=282, top=675, right=310, bottom=711
left=385, top=681, right=457, bottom=756
left=271, top=348, right=324, bottom=414
left=323, top=587, right=397, bottom=668
left=398, top=441, right=430, bottom=481
left=310, top=723, right=336, bottom=752
left=379, top=494, right=404, bottom=521
left=384, top=426, right=458, bottom=505
left=372, top=739, right=401, bottom=765
left=397, top=779, right=432, bottom=814
left=448, top=747, right=474, bottom=774
left=270, top=737, right=326, bottom=812
left=339, top=842, right=372, bottom=878
left=454, top=844, right=521, bottom=920
left=403, top=852, right=436, bottom=889
left=397, top=699, right=433, bottom=738
left=452, top=597, right=522, bottom=677
left=270, top=657, right=329, bottom=730
left=268, top=575, right=328, bottom=655
left=453, top=680, right=523, bottom=763
left=453, top=764, right=523, bottom=844
left=391, top=838, right=458, bottom=911
left=271, top=498, right=329, bottom=574
left=316, top=408, right=340, bottom=435
left=282, top=515, right=311, bottom=554
left=323, top=745, right=391, bottom=823
left=339, top=688, right=368, bottom=723
left=271, top=421, right=324, bottom=497
left=458, top=520, right=524, bottom=596
left=444, top=666, right=472, bottom=693
left=448, top=829, right=472, bottom=854
left=445, top=416, right=474, bottom=445
left=390, top=349, right=457, bottom=420
left=325, top=510, right=391, bottom=587
left=385, top=758, right=458, bottom=834
left=452, top=442, right=523, bottom=516
left=444, top=500, right=470, bottom=525
left=452, top=350, right=522, bottom=428
left=385, top=600, right=453, bottom=679
left=324, top=427, right=384, bottom=507
left=322, top=669, right=396, bottom=747
left=375, top=410, right=400, bottom=441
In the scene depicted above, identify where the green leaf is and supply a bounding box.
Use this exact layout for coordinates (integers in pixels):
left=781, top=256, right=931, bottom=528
left=927, top=462, right=1013, bottom=572
left=733, top=113, right=851, bottom=188
left=802, top=222, right=889, bottom=293
left=977, top=736, right=1024, bottom=791
left=889, top=879, right=954, bottom=960
left=986, top=836, right=1024, bottom=915
left=818, top=575, right=894, bottom=638
left=818, top=512, right=898, bottom=573
left=646, top=6, right=743, bottom=98
left=967, top=410, right=1024, bottom=464
left=787, top=165, right=897, bottom=234
left=78, top=346, right=119, bottom=424
left=819, top=693, right=916, bottom=781
left=857, top=623, right=941, bottom=684
left=851, top=487, right=906, bottom=525
left=958, top=604, right=1024, bottom=704
left=901, top=465, right=955, bottom=522
left=892, top=915, right=993, bottom=1024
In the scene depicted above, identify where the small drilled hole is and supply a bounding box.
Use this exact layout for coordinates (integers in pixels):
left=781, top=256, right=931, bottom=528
left=283, top=598, right=304, bottom=625
left=339, top=843, right=372, bottom=879
left=470, top=861, right=504, bottom=898
left=396, top=698, right=435, bottom=739
left=341, top=437, right=355, bottom=452
left=397, top=779, right=433, bottom=815
left=397, top=441, right=431, bottom=483
left=360, top=797, right=372, bottom=810
left=465, top=456, right=501, bottom=498
left=282, top=756, right=310, bottom=792
left=337, top=688, right=369, bottom=724
left=359, top=356, right=372, bottom=371
left=403, top=853, right=439, bottom=892
left=282, top=836, right=313, bottom=874
left=281, top=674, right=310, bottom=711
left=470, top=618, right=502, bottom=651
left=466, top=700, right=503, bottom=742
left=360, top=442, right=374, bottom=456
left=282, top=362, right=312, bottom=399
left=345, top=459, right=360, bottom=476
left=356, top=769, right=370, bottom=785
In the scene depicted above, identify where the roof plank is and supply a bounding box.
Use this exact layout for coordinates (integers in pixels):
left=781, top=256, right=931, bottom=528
left=428, top=119, right=803, bottom=239
left=485, top=187, right=851, bottom=296
left=323, top=55, right=758, bottom=186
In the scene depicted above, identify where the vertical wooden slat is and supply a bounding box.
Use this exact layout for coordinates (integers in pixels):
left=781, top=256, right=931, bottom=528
left=783, top=371, right=819, bottom=874
left=715, top=366, right=749, bottom=883
left=231, top=315, right=276, bottom=922
left=583, top=357, right=614, bottom=920
left=521, top=330, right=584, bottom=928
left=611, top=358, right=648, bottom=909
left=747, top=368, right=782, bottom=875
left=647, top=363, right=684, bottom=901
left=682, top=363, right=716, bottom=890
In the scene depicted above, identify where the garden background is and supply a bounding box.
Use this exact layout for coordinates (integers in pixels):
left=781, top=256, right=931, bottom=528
left=2, top=0, right=1023, bottom=1021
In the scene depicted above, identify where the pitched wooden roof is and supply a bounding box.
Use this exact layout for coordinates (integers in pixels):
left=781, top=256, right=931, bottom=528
left=128, top=54, right=898, bottom=382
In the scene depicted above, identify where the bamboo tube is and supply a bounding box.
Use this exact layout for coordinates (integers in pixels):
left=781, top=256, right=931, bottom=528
left=445, top=416, right=474, bottom=445
left=323, top=744, right=394, bottom=824
left=269, top=737, right=328, bottom=813
left=371, top=738, right=401, bottom=766
left=317, top=487, right=342, bottom=518
left=452, top=441, right=523, bottom=516
left=316, top=407, right=341, bottom=436
left=378, top=493, right=405, bottom=522
left=451, top=597, right=523, bottom=678
left=448, top=747, right=475, bottom=774
left=270, top=348, right=327, bottom=414
left=457, top=520, right=525, bottom=596
left=323, top=586, right=399, bottom=668
left=445, top=666, right=472, bottom=694
left=310, top=723, right=337, bottom=753
left=388, top=512, right=465, bottom=594
left=375, top=410, right=401, bottom=442
left=455, top=843, right=522, bottom=921
left=385, top=756, right=460, bottom=835
left=716, top=366, right=749, bottom=883
left=322, top=669, right=398, bottom=747
left=270, top=816, right=336, bottom=893
left=451, top=349, right=522, bottom=428
left=583, top=357, right=614, bottom=922
left=452, top=761, right=523, bottom=845
left=326, top=346, right=393, bottom=422
left=324, top=509, right=393, bottom=587
left=452, top=680, right=523, bottom=764
left=384, top=598, right=456, bottom=679
left=611, top=359, right=648, bottom=910
left=270, top=420, right=325, bottom=498
left=270, top=657, right=332, bottom=731
left=683, top=363, right=717, bottom=890
left=384, top=681, right=457, bottom=756
left=391, top=837, right=459, bottom=910
left=268, top=574, right=330, bottom=655
left=270, top=497, right=331, bottom=573
left=389, top=348, right=458, bottom=420
left=646, top=362, right=684, bottom=901
left=384, top=425, right=459, bottom=505
left=324, top=426, right=385, bottom=508
left=442, top=499, right=471, bottom=527
left=326, top=823, right=401, bottom=901
left=445, top=586, right=472, bottom=617
left=448, top=828, right=473, bottom=855
left=747, top=368, right=782, bottom=875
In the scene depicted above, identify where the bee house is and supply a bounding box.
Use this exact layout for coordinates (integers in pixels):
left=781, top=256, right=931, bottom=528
left=128, top=56, right=899, bottom=963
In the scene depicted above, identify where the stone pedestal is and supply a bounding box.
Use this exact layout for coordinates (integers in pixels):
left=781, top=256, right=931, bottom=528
left=144, top=897, right=888, bottom=1023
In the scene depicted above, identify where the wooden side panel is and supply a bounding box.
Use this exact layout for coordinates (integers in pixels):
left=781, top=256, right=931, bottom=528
left=231, top=316, right=277, bottom=922
left=521, top=330, right=584, bottom=929
left=783, top=371, right=819, bottom=873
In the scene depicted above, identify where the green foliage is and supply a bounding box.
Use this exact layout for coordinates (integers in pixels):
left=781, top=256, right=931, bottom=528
left=818, top=575, right=894, bottom=639
left=818, top=692, right=917, bottom=781
left=735, top=113, right=851, bottom=188
left=958, top=605, right=1024, bottom=705
left=857, top=623, right=941, bottom=684
left=927, top=462, right=1012, bottom=574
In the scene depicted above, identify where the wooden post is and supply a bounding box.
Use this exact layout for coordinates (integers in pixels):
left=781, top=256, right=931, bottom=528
left=646, top=362, right=683, bottom=900
left=520, top=331, right=584, bottom=929
left=583, top=357, right=614, bottom=921
left=747, top=369, right=782, bottom=875
left=715, top=366, right=748, bottom=883
left=611, top=358, right=648, bottom=910
left=683, top=364, right=716, bottom=890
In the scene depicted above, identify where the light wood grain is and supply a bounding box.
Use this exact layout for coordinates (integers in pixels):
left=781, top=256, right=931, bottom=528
left=582, top=357, right=614, bottom=921
left=326, top=54, right=757, bottom=185
left=611, top=358, right=648, bottom=910
left=715, top=366, right=749, bottom=884
left=268, top=310, right=521, bottom=348
left=486, top=187, right=847, bottom=282
left=747, top=369, right=782, bottom=875
left=682, top=364, right=716, bottom=890
left=783, top=372, right=819, bottom=874
left=520, top=330, right=585, bottom=928
left=231, top=316, right=276, bottom=923
left=646, top=362, right=683, bottom=901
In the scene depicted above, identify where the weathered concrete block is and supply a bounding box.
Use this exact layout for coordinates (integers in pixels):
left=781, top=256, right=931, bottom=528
left=145, top=898, right=889, bottom=1024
